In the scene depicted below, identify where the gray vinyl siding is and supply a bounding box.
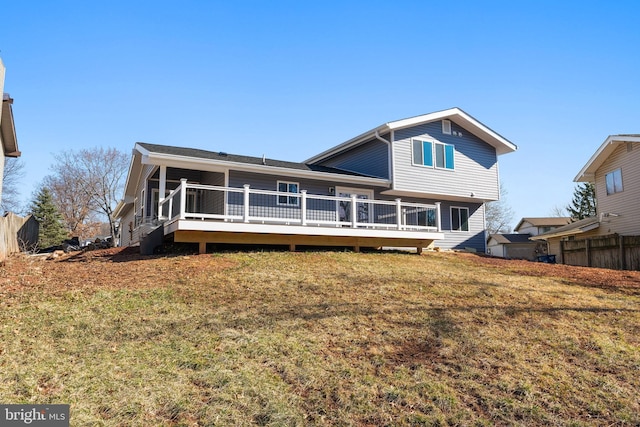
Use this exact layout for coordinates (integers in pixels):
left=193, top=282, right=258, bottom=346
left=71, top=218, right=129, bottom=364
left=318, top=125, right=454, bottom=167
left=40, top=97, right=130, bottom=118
left=317, top=136, right=390, bottom=179
left=119, top=207, right=136, bottom=246
left=393, top=121, right=500, bottom=200
left=228, top=171, right=388, bottom=222
left=438, top=201, right=486, bottom=251
left=594, top=143, right=640, bottom=236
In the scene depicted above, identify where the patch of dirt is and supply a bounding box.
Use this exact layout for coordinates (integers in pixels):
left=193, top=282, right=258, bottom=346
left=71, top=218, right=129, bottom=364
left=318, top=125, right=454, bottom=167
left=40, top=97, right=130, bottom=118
left=0, top=247, right=237, bottom=295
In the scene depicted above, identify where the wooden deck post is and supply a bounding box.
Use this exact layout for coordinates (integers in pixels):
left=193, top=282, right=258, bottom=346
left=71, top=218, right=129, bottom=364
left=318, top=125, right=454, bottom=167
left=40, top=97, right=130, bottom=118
left=199, top=242, right=206, bottom=254
left=416, top=246, right=423, bottom=255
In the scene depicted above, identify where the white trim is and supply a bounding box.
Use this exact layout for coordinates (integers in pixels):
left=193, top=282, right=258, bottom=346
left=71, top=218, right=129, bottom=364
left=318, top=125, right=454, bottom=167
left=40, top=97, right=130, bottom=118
left=277, top=180, right=300, bottom=206
left=412, top=138, right=434, bottom=168
left=166, top=218, right=445, bottom=241
left=305, top=107, right=517, bottom=164
left=335, top=187, right=374, bottom=223
left=334, top=186, right=374, bottom=199
left=575, top=135, right=640, bottom=182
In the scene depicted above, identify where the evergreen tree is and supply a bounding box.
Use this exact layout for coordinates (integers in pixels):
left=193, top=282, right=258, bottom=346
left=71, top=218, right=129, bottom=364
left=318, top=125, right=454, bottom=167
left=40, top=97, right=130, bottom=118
left=567, top=182, right=596, bottom=221
left=29, top=187, right=68, bottom=248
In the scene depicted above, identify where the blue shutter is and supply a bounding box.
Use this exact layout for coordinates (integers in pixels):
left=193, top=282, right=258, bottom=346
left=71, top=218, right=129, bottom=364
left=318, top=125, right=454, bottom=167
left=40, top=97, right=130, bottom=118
left=445, top=144, right=454, bottom=169
left=423, top=141, right=433, bottom=166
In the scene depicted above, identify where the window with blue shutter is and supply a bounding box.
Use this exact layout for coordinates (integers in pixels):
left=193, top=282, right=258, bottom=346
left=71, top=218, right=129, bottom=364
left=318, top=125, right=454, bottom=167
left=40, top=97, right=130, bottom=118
left=413, top=139, right=454, bottom=170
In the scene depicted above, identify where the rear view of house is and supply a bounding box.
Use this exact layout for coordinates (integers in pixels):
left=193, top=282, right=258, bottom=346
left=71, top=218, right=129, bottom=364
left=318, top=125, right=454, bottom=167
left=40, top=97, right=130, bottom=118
left=115, top=108, right=516, bottom=253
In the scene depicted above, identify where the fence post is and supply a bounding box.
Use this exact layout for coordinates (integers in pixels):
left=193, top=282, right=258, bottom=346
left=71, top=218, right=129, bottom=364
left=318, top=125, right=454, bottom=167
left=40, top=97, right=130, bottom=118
left=396, top=199, right=403, bottom=230
left=435, top=202, right=442, bottom=232
left=301, top=190, right=307, bottom=226
left=351, top=194, right=358, bottom=228
left=619, top=235, right=626, bottom=270
left=179, top=179, right=187, bottom=220
left=243, top=184, right=251, bottom=223
left=586, top=238, right=591, bottom=267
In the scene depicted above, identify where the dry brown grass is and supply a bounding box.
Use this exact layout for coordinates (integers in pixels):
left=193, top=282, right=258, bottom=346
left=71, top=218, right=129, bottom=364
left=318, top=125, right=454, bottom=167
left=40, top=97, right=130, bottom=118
left=1, top=248, right=639, bottom=426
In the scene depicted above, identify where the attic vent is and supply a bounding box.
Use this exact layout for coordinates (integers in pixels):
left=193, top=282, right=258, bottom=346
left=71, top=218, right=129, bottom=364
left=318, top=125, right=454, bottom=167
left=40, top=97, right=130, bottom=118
left=442, top=120, right=452, bottom=135
left=628, top=143, right=633, bottom=153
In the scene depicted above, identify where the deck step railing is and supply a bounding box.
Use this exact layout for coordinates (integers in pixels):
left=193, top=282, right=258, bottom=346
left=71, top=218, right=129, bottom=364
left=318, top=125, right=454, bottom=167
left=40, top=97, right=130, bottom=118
left=158, top=179, right=441, bottom=232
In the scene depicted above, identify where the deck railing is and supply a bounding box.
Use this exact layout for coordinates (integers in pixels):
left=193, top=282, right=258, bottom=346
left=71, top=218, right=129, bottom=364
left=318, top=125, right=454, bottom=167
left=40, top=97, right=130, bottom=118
left=158, top=179, right=441, bottom=232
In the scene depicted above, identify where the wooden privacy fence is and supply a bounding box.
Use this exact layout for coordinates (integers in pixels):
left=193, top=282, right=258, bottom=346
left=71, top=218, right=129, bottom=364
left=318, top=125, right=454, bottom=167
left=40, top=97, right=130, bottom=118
left=560, top=234, right=640, bottom=271
left=0, top=213, right=39, bottom=263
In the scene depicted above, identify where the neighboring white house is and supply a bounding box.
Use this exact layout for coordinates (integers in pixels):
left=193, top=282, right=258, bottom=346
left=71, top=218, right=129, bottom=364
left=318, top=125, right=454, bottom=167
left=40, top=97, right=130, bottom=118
left=486, top=217, right=569, bottom=261
left=533, top=134, right=640, bottom=259
left=514, top=217, right=571, bottom=236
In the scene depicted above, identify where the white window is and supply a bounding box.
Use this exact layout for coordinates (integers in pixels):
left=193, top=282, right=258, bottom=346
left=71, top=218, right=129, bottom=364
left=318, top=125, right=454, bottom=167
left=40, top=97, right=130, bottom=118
left=412, top=139, right=455, bottom=170
left=605, top=169, right=623, bottom=195
left=442, top=120, right=452, bottom=135
left=451, top=207, right=469, bottom=232
left=277, top=181, right=299, bottom=206
left=140, top=188, right=145, bottom=218
left=151, top=188, right=172, bottom=219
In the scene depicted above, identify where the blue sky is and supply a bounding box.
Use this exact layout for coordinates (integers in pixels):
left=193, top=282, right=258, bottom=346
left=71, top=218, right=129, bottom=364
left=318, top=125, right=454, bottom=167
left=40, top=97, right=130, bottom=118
left=2, top=1, right=639, bottom=228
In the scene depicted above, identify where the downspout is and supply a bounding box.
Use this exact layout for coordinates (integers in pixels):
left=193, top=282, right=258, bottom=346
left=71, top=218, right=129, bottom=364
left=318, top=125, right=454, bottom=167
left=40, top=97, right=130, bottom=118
left=374, top=130, right=393, bottom=188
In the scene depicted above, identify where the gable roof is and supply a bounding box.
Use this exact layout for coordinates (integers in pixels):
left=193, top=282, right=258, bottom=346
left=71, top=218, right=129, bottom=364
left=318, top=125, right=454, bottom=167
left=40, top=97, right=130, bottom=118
left=530, top=217, right=600, bottom=240
left=515, top=217, right=572, bottom=230
left=488, top=233, right=533, bottom=244
left=306, top=107, right=517, bottom=164
left=575, top=134, right=640, bottom=182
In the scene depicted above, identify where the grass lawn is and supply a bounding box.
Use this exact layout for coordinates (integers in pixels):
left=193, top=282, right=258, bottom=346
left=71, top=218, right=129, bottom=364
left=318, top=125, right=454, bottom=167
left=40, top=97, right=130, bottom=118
left=1, top=248, right=639, bottom=426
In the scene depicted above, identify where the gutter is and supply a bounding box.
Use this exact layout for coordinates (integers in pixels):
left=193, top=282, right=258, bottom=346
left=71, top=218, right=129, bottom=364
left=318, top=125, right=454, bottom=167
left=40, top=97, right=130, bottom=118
left=374, top=130, right=394, bottom=189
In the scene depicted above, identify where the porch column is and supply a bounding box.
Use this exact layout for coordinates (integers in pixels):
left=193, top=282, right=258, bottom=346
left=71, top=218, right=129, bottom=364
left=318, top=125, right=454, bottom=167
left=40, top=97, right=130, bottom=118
left=158, top=165, right=167, bottom=220
left=300, top=190, right=307, bottom=226
left=179, top=178, right=187, bottom=220
left=435, top=202, right=442, bottom=232
left=351, top=194, right=358, bottom=228
left=395, top=198, right=403, bottom=230
left=243, top=184, right=251, bottom=223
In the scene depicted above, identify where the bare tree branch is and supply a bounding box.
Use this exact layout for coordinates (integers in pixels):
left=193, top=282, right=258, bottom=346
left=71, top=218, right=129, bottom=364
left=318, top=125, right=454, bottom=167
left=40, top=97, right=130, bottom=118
left=1, top=157, right=26, bottom=214
left=46, top=147, right=128, bottom=243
